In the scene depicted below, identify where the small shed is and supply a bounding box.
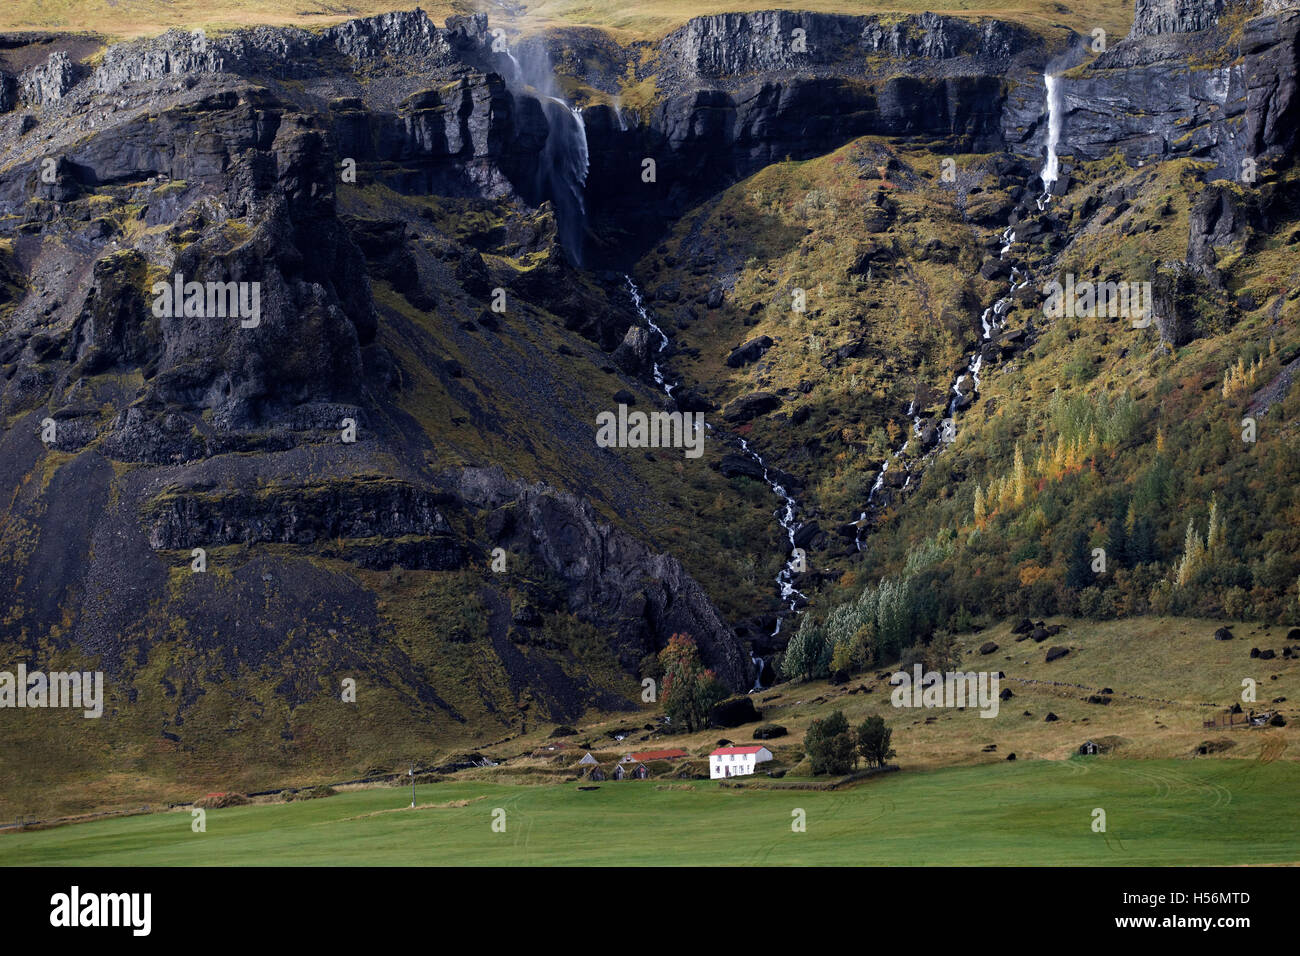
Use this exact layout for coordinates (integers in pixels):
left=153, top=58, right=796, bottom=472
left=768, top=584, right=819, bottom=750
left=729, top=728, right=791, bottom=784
left=586, top=765, right=606, bottom=781
left=1078, top=740, right=1099, bottom=755
left=577, top=752, right=598, bottom=766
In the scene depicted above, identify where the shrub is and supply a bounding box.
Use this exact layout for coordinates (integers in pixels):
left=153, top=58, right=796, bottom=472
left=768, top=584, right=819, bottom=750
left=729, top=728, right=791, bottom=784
left=804, top=710, right=855, bottom=775
left=856, top=715, right=896, bottom=768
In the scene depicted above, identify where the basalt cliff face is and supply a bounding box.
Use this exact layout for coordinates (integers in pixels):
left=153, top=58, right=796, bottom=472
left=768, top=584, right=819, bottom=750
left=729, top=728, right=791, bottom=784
left=1, top=3, right=1298, bottom=813
left=1057, top=1, right=1300, bottom=181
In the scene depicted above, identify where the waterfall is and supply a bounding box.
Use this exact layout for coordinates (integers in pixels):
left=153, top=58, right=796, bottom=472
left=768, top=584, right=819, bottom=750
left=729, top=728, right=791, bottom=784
left=1038, top=73, right=1063, bottom=207
left=540, top=97, right=590, bottom=263
left=735, top=437, right=806, bottom=621
left=501, top=39, right=590, bottom=265
left=627, top=277, right=675, bottom=398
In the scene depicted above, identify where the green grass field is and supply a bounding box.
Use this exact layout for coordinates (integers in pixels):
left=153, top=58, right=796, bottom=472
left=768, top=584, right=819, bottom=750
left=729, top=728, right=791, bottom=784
left=4, top=758, right=1296, bottom=866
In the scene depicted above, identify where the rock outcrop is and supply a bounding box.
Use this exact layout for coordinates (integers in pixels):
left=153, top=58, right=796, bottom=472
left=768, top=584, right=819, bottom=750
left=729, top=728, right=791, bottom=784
left=454, top=469, right=750, bottom=688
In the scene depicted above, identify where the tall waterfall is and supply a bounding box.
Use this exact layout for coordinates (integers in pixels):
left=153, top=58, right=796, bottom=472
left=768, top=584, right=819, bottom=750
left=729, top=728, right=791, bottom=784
left=1038, top=73, right=1063, bottom=203
left=539, top=98, right=590, bottom=263
left=498, top=38, right=590, bottom=265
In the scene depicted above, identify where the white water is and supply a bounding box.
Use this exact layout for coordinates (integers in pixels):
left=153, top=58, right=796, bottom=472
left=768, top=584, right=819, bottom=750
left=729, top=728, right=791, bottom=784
left=1038, top=73, right=1063, bottom=209
left=626, top=277, right=675, bottom=398
left=736, top=437, right=807, bottom=623
left=541, top=97, right=590, bottom=262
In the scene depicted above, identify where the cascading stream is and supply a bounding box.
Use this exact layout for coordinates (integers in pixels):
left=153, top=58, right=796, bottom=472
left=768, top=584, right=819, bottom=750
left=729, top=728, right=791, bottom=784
left=852, top=71, right=1063, bottom=552
left=626, top=276, right=804, bottom=679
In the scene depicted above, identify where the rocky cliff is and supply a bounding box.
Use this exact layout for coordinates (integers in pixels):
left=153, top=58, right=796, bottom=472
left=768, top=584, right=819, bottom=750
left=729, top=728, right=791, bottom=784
left=2, top=3, right=1298, bottom=811
left=1050, top=1, right=1299, bottom=181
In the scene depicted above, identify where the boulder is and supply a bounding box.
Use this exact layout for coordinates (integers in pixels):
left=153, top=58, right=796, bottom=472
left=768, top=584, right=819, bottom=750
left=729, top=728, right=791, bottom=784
left=1011, top=618, right=1034, bottom=635
left=979, top=641, right=999, bottom=655
left=979, top=258, right=1012, bottom=281
left=1045, top=646, right=1070, bottom=663
left=1030, top=627, right=1050, bottom=643
left=791, top=521, right=821, bottom=550
left=726, top=335, right=774, bottom=367
left=1044, top=712, right=1059, bottom=722
left=753, top=724, right=787, bottom=740
left=719, top=454, right=766, bottom=481
left=722, top=391, right=782, bottom=423
left=999, top=688, right=1014, bottom=700
left=612, top=325, right=652, bottom=374
left=1213, top=627, right=1234, bottom=641
left=709, top=695, right=762, bottom=728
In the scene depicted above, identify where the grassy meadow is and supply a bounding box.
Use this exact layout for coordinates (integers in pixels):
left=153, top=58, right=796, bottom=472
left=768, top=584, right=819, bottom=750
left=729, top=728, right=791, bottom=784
left=2, top=615, right=1296, bottom=866
left=3, top=758, right=1296, bottom=865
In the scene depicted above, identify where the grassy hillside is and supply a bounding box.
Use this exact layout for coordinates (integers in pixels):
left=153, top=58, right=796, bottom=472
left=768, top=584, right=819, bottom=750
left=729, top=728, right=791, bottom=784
left=0, top=0, right=1134, bottom=43
left=4, top=759, right=1296, bottom=865
left=550, top=615, right=1299, bottom=772
left=636, top=124, right=1300, bottom=664
left=5, top=615, right=1292, bottom=823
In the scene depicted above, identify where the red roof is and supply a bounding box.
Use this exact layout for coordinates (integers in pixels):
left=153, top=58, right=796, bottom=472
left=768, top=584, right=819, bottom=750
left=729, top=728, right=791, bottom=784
left=627, top=749, right=688, bottom=761
left=710, top=746, right=769, bottom=756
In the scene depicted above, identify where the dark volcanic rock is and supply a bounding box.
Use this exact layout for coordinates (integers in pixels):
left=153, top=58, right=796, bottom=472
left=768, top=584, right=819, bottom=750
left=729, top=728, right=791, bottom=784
left=709, top=695, right=762, bottom=728
left=723, top=391, right=782, bottom=423
left=726, top=334, right=774, bottom=367
left=613, top=325, right=653, bottom=374
left=453, top=468, right=750, bottom=689
left=719, top=453, right=767, bottom=482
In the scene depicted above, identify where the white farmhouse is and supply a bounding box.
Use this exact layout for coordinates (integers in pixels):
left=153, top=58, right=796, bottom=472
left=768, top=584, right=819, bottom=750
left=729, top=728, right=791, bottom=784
left=709, top=745, right=773, bottom=779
